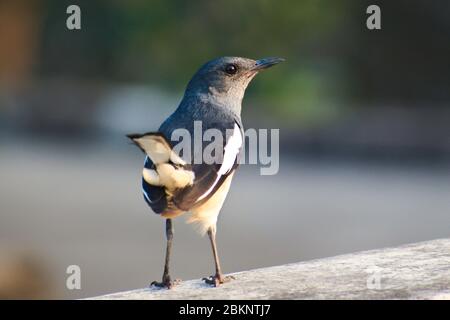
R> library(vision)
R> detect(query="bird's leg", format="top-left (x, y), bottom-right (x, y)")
top-left (202, 225), bottom-right (235, 287)
top-left (151, 219), bottom-right (181, 289)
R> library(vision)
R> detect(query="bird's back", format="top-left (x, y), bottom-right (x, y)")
top-left (142, 98), bottom-right (243, 216)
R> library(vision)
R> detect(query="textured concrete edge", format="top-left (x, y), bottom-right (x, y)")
top-left (86, 238), bottom-right (450, 300)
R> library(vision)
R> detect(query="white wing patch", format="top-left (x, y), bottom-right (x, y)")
top-left (196, 123), bottom-right (242, 202)
top-left (219, 123), bottom-right (242, 175)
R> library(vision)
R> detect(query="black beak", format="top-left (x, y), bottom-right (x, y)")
top-left (252, 57), bottom-right (285, 71)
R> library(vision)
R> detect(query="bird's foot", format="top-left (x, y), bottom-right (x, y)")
top-left (202, 274), bottom-right (235, 287)
top-left (150, 276), bottom-right (181, 289)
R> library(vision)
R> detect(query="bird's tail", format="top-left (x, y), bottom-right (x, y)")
top-left (127, 132), bottom-right (194, 190)
top-left (127, 132), bottom-right (184, 165)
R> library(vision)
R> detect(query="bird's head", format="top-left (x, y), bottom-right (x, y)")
top-left (184, 56), bottom-right (284, 113)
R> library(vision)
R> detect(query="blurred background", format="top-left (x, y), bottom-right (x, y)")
top-left (0, 0), bottom-right (449, 299)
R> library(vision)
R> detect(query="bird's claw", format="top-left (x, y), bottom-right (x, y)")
top-left (202, 274), bottom-right (235, 287)
top-left (150, 277), bottom-right (181, 289)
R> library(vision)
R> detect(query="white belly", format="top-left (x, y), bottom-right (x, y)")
top-left (187, 173), bottom-right (234, 235)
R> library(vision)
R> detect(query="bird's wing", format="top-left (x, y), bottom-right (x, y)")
top-left (127, 119), bottom-right (243, 214)
top-left (172, 122), bottom-right (243, 211)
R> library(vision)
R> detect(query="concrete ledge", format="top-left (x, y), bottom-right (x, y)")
top-left (89, 238), bottom-right (450, 300)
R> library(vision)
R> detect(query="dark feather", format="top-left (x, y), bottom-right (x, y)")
top-left (141, 156), bottom-right (168, 214)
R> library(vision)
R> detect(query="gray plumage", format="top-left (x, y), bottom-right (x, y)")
top-left (130, 56), bottom-right (284, 216)
top-left (127, 56), bottom-right (284, 288)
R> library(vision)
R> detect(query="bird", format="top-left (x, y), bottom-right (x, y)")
top-left (127, 56), bottom-right (284, 288)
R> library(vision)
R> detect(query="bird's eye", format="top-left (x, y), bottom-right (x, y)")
top-left (225, 64), bottom-right (238, 75)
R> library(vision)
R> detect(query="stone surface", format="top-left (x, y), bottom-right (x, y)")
top-left (89, 238), bottom-right (450, 300)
